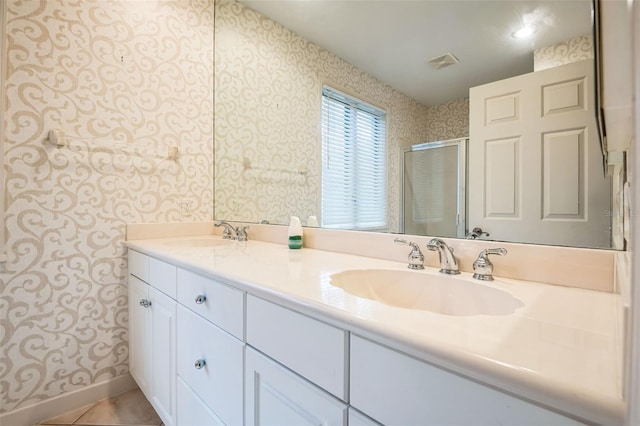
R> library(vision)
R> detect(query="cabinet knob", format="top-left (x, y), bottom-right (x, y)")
top-left (139, 299), bottom-right (151, 308)
top-left (194, 359), bottom-right (206, 369)
top-left (195, 295), bottom-right (206, 304)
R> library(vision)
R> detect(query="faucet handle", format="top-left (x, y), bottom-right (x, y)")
top-left (236, 226), bottom-right (250, 241)
top-left (482, 248), bottom-right (507, 257)
top-left (473, 248), bottom-right (507, 281)
top-left (394, 238), bottom-right (424, 270)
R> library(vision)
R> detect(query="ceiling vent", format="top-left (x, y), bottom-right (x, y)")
top-left (427, 52), bottom-right (459, 70)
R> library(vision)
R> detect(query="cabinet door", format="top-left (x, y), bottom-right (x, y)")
top-left (351, 335), bottom-right (584, 426)
top-left (245, 347), bottom-right (347, 426)
top-left (128, 275), bottom-right (150, 397)
top-left (149, 287), bottom-right (177, 426)
top-left (177, 377), bottom-right (225, 426)
top-left (348, 408), bottom-right (382, 426)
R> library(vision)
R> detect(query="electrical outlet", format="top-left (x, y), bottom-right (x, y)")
top-left (181, 199), bottom-right (193, 217)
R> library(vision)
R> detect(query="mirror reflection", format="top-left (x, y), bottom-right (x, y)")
top-left (214, 0), bottom-right (616, 249)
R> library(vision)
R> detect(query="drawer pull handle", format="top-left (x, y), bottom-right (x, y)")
top-left (194, 359), bottom-right (206, 369)
top-left (195, 295), bottom-right (207, 304)
top-left (139, 299), bottom-right (152, 308)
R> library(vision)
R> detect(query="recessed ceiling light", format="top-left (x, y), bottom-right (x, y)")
top-left (512, 25), bottom-right (536, 39)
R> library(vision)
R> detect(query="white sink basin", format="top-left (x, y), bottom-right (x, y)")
top-left (330, 269), bottom-right (523, 316)
top-left (162, 237), bottom-right (233, 248)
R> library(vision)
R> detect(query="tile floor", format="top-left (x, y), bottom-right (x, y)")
top-left (38, 388), bottom-right (162, 426)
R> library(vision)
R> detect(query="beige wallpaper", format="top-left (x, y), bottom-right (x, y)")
top-left (215, 0), bottom-right (444, 233)
top-left (534, 34), bottom-right (594, 71)
top-left (1, 0), bottom-right (214, 414)
top-left (424, 97), bottom-right (469, 143)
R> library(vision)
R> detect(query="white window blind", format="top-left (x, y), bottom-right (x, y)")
top-left (321, 86), bottom-right (387, 230)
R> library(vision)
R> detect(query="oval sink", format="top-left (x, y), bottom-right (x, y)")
top-left (330, 269), bottom-right (523, 316)
top-left (162, 237), bottom-right (232, 248)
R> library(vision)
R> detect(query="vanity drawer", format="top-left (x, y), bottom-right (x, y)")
top-left (246, 295), bottom-right (348, 400)
top-left (350, 335), bottom-right (584, 426)
top-left (177, 268), bottom-right (244, 340)
top-left (128, 250), bottom-right (149, 282)
top-left (177, 305), bottom-right (244, 426)
top-left (149, 257), bottom-right (177, 299)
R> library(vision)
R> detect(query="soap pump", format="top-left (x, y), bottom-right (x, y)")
top-left (288, 216), bottom-right (303, 249)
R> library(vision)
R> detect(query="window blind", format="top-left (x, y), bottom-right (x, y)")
top-left (321, 86), bottom-right (387, 230)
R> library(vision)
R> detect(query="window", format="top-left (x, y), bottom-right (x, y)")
top-left (321, 86), bottom-right (387, 230)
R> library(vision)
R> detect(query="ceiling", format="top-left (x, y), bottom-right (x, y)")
top-left (238, 0), bottom-right (593, 106)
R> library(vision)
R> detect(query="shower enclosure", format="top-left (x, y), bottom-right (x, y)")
top-left (402, 138), bottom-right (467, 238)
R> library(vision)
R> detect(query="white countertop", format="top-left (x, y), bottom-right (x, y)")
top-left (126, 235), bottom-right (625, 424)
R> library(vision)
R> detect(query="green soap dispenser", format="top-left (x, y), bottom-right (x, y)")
top-left (288, 216), bottom-right (303, 249)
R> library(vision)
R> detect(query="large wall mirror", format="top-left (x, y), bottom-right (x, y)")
top-left (214, 0), bottom-right (618, 249)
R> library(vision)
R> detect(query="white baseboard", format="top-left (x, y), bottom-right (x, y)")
top-left (0, 373), bottom-right (137, 426)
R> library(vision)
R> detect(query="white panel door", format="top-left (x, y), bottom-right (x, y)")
top-left (245, 347), bottom-right (348, 426)
top-left (149, 287), bottom-right (177, 426)
top-left (128, 275), bottom-right (150, 398)
top-left (469, 60), bottom-right (611, 247)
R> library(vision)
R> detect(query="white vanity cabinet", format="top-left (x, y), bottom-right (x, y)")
top-left (129, 249), bottom-right (246, 426)
top-left (350, 335), bottom-right (584, 426)
top-left (176, 377), bottom-right (225, 426)
top-left (245, 295), bottom-right (349, 425)
top-left (176, 267), bottom-right (246, 425)
top-left (127, 274), bottom-right (150, 394)
top-left (245, 346), bottom-right (348, 425)
top-left (126, 244), bottom-right (601, 426)
top-left (246, 295), bottom-right (348, 400)
top-left (177, 305), bottom-right (244, 425)
top-left (348, 408), bottom-right (382, 426)
top-left (127, 251), bottom-right (177, 426)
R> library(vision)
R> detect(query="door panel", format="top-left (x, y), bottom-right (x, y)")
top-left (469, 60), bottom-right (611, 247)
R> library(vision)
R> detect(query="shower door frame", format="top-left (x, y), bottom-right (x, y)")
top-left (401, 138), bottom-right (468, 238)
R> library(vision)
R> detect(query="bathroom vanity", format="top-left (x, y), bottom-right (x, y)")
top-left (126, 233), bottom-right (624, 426)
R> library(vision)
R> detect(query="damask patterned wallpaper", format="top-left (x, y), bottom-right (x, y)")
top-left (534, 34), bottom-right (593, 71)
top-left (424, 97), bottom-right (469, 143)
top-left (1, 0), bottom-right (213, 414)
top-left (215, 0), bottom-right (440, 233)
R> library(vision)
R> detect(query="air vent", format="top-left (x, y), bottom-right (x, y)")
top-left (427, 52), bottom-right (459, 70)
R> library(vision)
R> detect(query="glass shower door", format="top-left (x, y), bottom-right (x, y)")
top-left (402, 138), bottom-right (466, 238)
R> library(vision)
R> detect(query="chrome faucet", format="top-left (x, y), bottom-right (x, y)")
top-left (426, 238), bottom-right (460, 275)
top-left (215, 221), bottom-right (250, 241)
top-left (472, 248), bottom-right (507, 281)
top-left (215, 220), bottom-right (237, 240)
top-left (394, 238), bottom-right (424, 270)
